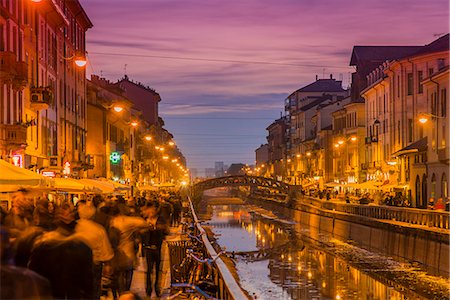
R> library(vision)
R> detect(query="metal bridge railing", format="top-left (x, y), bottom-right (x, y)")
top-left (302, 196), bottom-right (450, 230)
top-left (187, 198), bottom-right (248, 300)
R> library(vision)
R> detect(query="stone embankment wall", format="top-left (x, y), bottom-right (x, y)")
top-left (249, 197), bottom-right (449, 277)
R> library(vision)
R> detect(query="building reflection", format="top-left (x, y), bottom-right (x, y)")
top-left (208, 205), bottom-right (416, 300)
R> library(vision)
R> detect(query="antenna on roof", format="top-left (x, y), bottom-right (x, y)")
top-left (100, 70), bottom-right (103, 77)
top-left (124, 64), bottom-right (128, 76)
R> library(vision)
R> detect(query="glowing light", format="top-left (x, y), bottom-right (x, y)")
top-left (337, 140), bottom-right (344, 145)
top-left (131, 121), bottom-right (139, 127)
top-left (350, 136), bottom-right (357, 142)
top-left (162, 155), bottom-right (169, 160)
top-left (144, 135), bottom-right (152, 141)
top-left (113, 106), bottom-right (123, 113)
top-left (306, 152), bottom-right (311, 157)
top-left (296, 154), bottom-right (300, 158)
top-left (168, 141), bottom-right (175, 146)
top-left (334, 144), bottom-right (340, 148)
top-left (307, 271), bottom-right (312, 279)
top-left (419, 116), bottom-right (428, 124)
top-left (74, 57), bottom-right (87, 67)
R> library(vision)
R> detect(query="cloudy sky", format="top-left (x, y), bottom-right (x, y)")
top-left (79, 0), bottom-right (449, 173)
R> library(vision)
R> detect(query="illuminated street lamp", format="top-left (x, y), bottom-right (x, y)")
top-left (113, 105), bottom-right (124, 113)
top-left (168, 141), bottom-right (175, 146)
top-left (144, 135), bottom-right (152, 141)
top-left (130, 121), bottom-right (139, 127)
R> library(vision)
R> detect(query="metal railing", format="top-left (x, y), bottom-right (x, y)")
top-left (301, 196), bottom-right (450, 230)
top-left (185, 198), bottom-right (248, 300)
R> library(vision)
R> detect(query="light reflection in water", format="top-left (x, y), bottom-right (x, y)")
top-left (206, 205), bottom-right (411, 300)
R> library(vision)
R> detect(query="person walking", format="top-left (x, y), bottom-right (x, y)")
top-left (76, 203), bottom-right (114, 299)
top-left (140, 201), bottom-right (169, 297)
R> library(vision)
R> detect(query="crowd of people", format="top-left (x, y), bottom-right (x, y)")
top-left (0, 188), bottom-right (185, 299)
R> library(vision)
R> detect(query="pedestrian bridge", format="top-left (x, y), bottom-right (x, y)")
top-left (192, 175), bottom-right (295, 202)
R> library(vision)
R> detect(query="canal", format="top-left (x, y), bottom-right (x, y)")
top-left (198, 203), bottom-right (435, 300)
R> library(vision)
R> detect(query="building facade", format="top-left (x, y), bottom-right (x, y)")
top-left (0, 0), bottom-right (92, 178)
top-left (362, 34), bottom-right (449, 207)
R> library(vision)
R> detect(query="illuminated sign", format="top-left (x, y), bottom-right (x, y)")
top-left (63, 161), bottom-right (71, 175)
top-left (42, 171), bottom-right (56, 177)
top-left (110, 152), bottom-right (121, 164)
top-left (12, 154), bottom-right (23, 168)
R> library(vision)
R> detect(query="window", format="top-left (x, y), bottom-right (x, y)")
top-left (428, 68), bottom-right (434, 76)
top-left (407, 73), bottom-right (413, 95)
top-left (431, 173), bottom-right (436, 198)
top-left (443, 173), bottom-right (448, 198)
top-left (408, 119), bottom-right (413, 142)
top-left (441, 88), bottom-right (447, 117)
top-left (418, 71), bottom-right (423, 94)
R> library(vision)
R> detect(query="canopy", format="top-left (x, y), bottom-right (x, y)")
top-left (79, 179), bottom-right (115, 194)
top-left (0, 159), bottom-right (52, 191)
top-left (53, 178), bottom-right (99, 193)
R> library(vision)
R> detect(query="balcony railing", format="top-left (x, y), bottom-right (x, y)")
top-left (12, 61), bottom-right (28, 90)
top-left (0, 124), bottom-right (27, 148)
top-left (30, 87), bottom-right (53, 110)
top-left (0, 51), bottom-right (17, 82)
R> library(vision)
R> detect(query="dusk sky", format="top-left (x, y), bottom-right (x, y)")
top-left (79, 0), bottom-right (449, 173)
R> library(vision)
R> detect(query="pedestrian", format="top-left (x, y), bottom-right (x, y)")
top-left (28, 203), bottom-right (95, 299)
top-left (76, 203), bottom-right (114, 299)
top-left (108, 204), bottom-right (149, 294)
top-left (141, 201), bottom-right (169, 297)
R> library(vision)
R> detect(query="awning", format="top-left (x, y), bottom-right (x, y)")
top-left (94, 178), bottom-right (131, 192)
top-left (324, 182), bottom-right (341, 188)
top-left (0, 159), bottom-right (52, 190)
top-left (79, 179), bottom-right (115, 194)
top-left (392, 137), bottom-right (427, 157)
top-left (53, 178), bottom-right (99, 193)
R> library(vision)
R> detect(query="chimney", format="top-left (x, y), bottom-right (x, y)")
top-left (315, 75), bottom-right (318, 81)
top-left (330, 74), bottom-right (333, 79)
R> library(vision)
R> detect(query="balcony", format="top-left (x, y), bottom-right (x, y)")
top-left (0, 124), bottom-right (27, 150)
top-left (0, 51), bottom-right (17, 82)
top-left (30, 87), bottom-right (53, 110)
top-left (12, 61), bottom-right (28, 90)
top-left (438, 147), bottom-right (449, 163)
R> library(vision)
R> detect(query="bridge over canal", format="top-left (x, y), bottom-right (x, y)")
top-left (192, 175), bottom-right (298, 202)
top-left (192, 175), bottom-right (449, 276)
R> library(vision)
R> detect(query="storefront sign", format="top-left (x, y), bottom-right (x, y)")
top-left (42, 171), bottom-right (56, 177)
top-left (12, 154), bottom-right (23, 168)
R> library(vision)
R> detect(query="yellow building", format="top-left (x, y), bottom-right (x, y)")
top-left (362, 34), bottom-right (449, 207)
top-left (0, 0), bottom-right (92, 177)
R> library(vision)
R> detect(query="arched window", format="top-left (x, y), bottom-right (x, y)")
top-left (415, 175), bottom-right (421, 208)
top-left (431, 173), bottom-right (436, 198)
top-left (442, 173), bottom-right (448, 198)
top-left (421, 174), bottom-right (428, 208)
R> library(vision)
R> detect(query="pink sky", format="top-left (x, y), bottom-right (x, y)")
top-left (80, 0), bottom-right (449, 171)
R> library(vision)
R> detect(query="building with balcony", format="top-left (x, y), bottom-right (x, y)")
top-left (0, 0), bottom-right (92, 176)
top-left (361, 34), bottom-right (449, 207)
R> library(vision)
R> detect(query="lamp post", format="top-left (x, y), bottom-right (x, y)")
top-left (418, 112), bottom-right (445, 153)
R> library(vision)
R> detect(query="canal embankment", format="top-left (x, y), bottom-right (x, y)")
top-left (198, 197), bottom-right (450, 299)
top-left (246, 195), bottom-right (449, 278)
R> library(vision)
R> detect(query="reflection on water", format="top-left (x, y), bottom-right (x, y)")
top-left (205, 205), bottom-right (412, 300)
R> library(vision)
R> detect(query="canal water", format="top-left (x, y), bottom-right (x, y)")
top-left (202, 204), bottom-right (418, 300)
